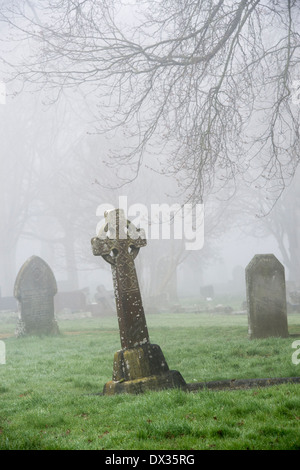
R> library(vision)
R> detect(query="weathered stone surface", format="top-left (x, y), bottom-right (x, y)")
top-left (245, 254), bottom-right (289, 339)
top-left (91, 208), bottom-right (186, 394)
top-left (112, 343), bottom-right (170, 381)
top-left (103, 370), bottom-right (186, 395)
top-left (14, 256), bottom-right (59, 337)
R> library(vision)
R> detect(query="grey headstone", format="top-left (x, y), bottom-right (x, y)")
top-left (245, 254), bottom-right (289, 339)
top-left (14, 256), bottom-right (59, 337)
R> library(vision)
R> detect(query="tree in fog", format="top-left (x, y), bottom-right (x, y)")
top-left (0, 93), bottom-right (47, 295)
top-left (247, 168), bottom-right (300, 285)
top-left (1, 0), bottom-right (299, 204)
top-left (19, 97), bottom-right (120, 291)
top-left (0, 83), bottom-right (109, 294)
top-left (266, 177), bottom-right (300, 285)
top-left (221, 165), bottom-right (300, 286)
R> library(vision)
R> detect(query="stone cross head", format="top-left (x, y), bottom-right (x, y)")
top-left (91, 209), bottom-right (146, 265)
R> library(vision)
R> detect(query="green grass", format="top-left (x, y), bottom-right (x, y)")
top-left (0, 310), bottom-right (300, 450)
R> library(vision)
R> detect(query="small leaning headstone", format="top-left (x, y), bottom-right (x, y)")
top-left (91, 208), bottom-right (186, 394)
top-left (245, 254), bottom-right (289, 339)
top-left (14, 256), bottom-right (59, 337)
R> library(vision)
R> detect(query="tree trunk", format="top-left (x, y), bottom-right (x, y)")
top-left (63, 231), bottom-right (79, 291)
top-left (0, 247), bottom-right (16, 297)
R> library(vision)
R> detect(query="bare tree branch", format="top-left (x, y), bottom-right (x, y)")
top-left (1, 0), bottom-right (299, 205)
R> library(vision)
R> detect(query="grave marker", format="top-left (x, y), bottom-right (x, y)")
top-left (94, 284), bottom-right (115, 315)
top-left (245, 254), bottom-right (289, 339)
top-left (91, 209), bottom-right (186, 394)
top-left (14, 256), bottom-right (59, 337)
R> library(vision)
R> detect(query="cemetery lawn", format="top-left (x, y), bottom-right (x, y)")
top-left (0, 311), bottom-right (300, 450)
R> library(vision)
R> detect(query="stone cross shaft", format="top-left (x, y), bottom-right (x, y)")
top-left (91, 209), bottom-right (149, 349)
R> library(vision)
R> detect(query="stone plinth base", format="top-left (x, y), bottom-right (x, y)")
top-left (103, 370), bottom-right (186, 395)
top-left (103, 343), bottom-right (186, 395)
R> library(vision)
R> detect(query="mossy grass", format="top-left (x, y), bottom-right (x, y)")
top-left (0, 310), bottom-right (300, 449)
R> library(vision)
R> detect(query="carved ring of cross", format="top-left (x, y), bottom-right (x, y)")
top-left (93, 215), bottom-right (145, 266)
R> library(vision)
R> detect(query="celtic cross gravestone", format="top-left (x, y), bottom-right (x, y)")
top-left (91, 208), bottom-right (186, 394)
top-left (14, 256), bottom-right (59, 337)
